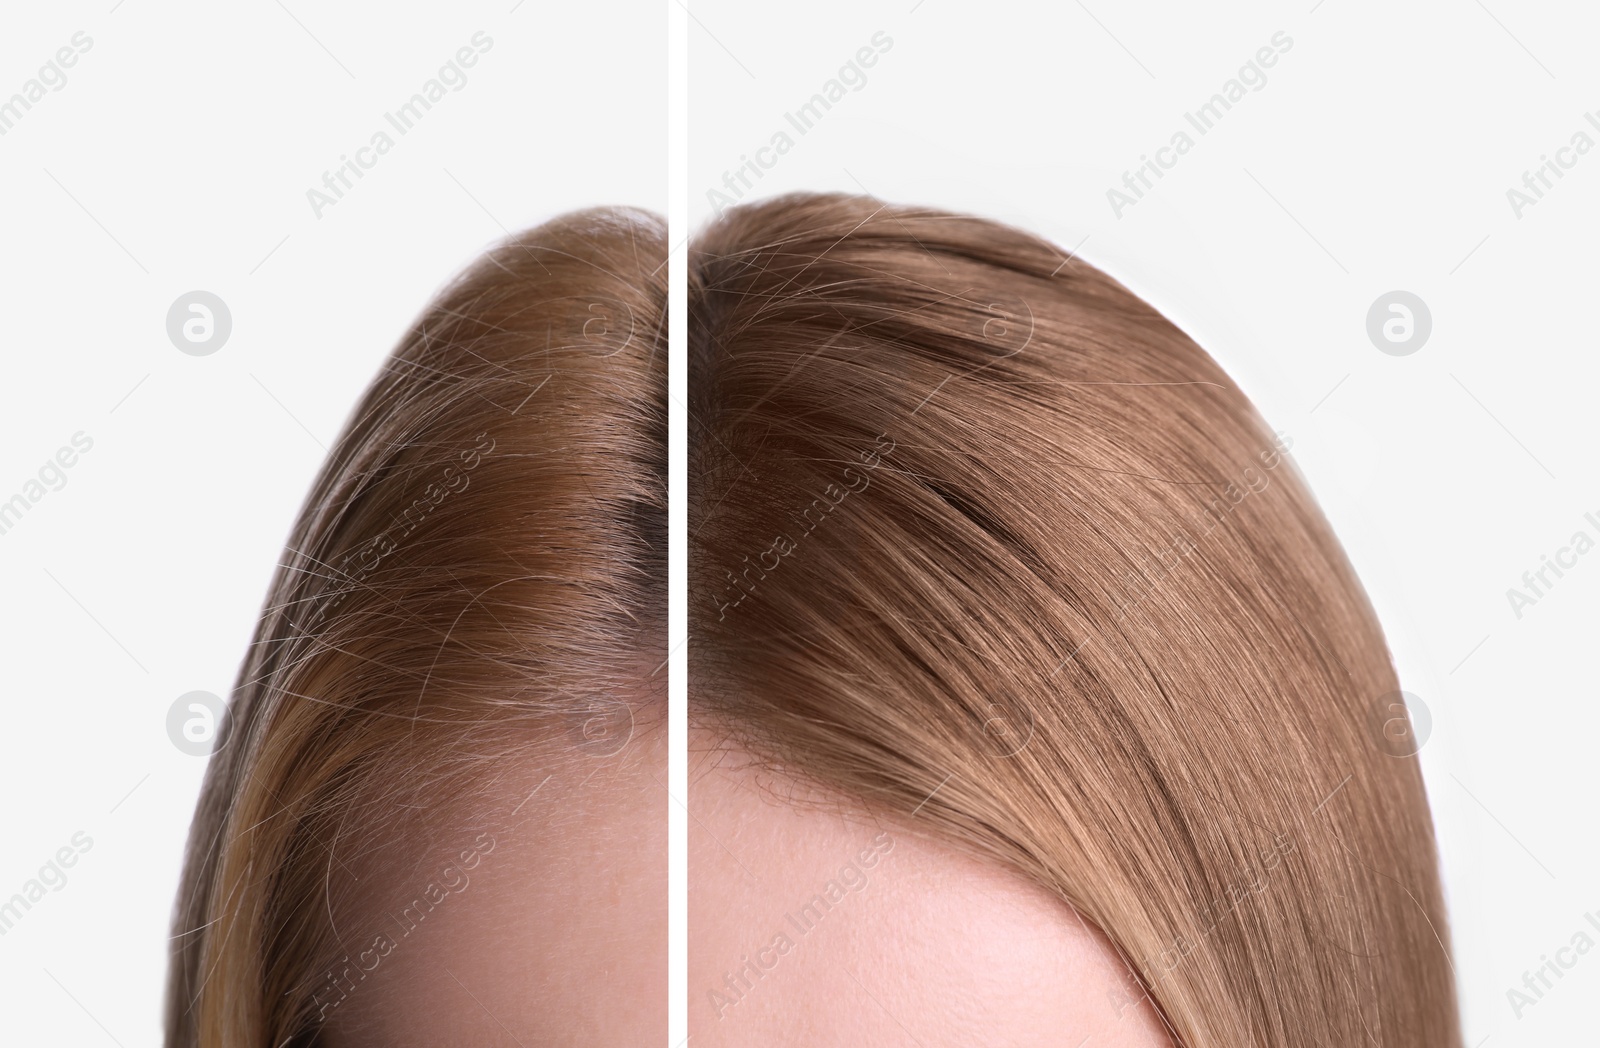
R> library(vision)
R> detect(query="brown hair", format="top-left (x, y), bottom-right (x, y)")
top-left (689, 194), bottom-right (1460, 1045)
top-left (166, 207), bottom-right (666, 1047)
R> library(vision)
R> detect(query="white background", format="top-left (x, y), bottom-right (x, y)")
top-left (0, 0), bottom-right (662, 1042)
top-left (3, 0), bottom-right (1595, 1044)
top-left (688, 1), bottom-right (1595, 1045)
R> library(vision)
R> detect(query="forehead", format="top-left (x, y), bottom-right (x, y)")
top-left (319, 717), bottom-right (667, 1048)
top-left (689, 733), bottom-right (1174, 1048)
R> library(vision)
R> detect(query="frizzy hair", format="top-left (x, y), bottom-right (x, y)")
top-left (166, 208), bottom-right (666, 1048)
top-left (689, 193), bottom-right (1460, 1045)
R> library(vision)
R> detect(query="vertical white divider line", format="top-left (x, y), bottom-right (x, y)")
top-left (667, 0), bottom-right (689, 1043)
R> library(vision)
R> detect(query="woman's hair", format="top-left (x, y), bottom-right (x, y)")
top-left (167, 208), bottom-right (667, 1048)
top-left (689, 194), bottom-right (1460, 1045)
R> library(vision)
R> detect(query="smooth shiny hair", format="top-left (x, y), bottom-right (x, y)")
top-left (167, 208), bottom-right (666, 1047)
top-left (689, 193), bottom-right (1460, 1046)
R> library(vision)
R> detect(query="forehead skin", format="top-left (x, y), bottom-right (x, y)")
top-left (690, 730), bottom-right (1175, 1048)
top-left (319, 711), bottom-right (666, 1048)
